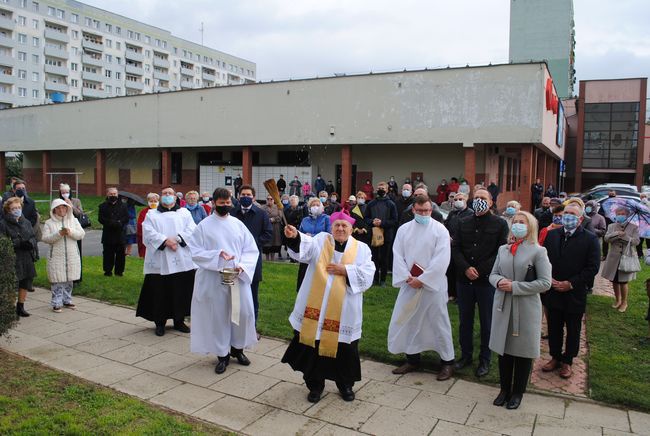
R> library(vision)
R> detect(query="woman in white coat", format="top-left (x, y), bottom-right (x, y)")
top-left (489, 211), bottom-right (551, 410)
top-left (41, 199), bottom-right (85, 312)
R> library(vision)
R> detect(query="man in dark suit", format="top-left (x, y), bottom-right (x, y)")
top-left (98, 187), bottom-right (129, 276)
top-left (3, 179), bottom-right (38, 227)
top-left (277, 174), bottom-right (286, 195)
top-left (452, 188), bottom-right (509, 377)
top-left (231, 185), bottom-right (273, 328)
top-left (542, 202), bottom-right (600, 379)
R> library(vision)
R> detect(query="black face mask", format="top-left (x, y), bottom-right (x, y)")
top-left (107, 196), bottom-right (118, 203)
top-left (377, 189), bottom-right (386, 197)
top-left (15, 189), bottom-right (25, 198)
top-left (214, 205), bottom-right (231, 216)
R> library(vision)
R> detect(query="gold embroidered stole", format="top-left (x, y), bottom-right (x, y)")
top-left (299, 236), bottom-right (358, 358)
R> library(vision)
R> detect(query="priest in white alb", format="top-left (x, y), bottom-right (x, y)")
top-left (282, 211), bottom-right (375, 403)
top-left (388, 194), bottom-right (455, 380)
top-left (187, 187), bottom-right (259, 374)
top-left (136, 187), bottom-right (197, 337)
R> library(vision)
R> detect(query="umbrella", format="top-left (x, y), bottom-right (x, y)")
top-left (118, 191), bottom-right (146, 206)
top-left (601, 197), bottom-right (650, 238)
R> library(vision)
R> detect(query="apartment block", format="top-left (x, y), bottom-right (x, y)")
top-left (0, 0), bottom-right (256, 108)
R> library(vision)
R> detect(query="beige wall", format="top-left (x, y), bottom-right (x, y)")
top-left (584, 79), bottom-right (644, 103)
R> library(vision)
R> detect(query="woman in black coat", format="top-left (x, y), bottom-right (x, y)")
top-left (2, 197), bottom-right (38, 317)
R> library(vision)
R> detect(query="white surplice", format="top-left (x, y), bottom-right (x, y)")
top-left (388, 219), bottom-right (455, 361)
top-left (288, 232), bottom-right (375, 343)
top-left (187, 214), bottom-right (259, 356)
top-left (142, 207), bottom-right (197, 275)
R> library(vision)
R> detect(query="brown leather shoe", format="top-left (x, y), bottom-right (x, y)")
top-left (559, 363), bottom-right (572, 379)
top-left (436, 364), bottom-right (454, 381)
top-left (392, 362), bottom-right (419, 374)
top-left (542, 358), bottom-right (560, 372)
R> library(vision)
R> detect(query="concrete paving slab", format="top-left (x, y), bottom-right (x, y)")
top-left (355, 380), bottom-right (420, 409)
top-left (76, 361), bottom-right (145, 387)
top-left (465, 403), bottom-right (536, 436)
top-left (46, 351), bottom-right (112, 374)
top-left (209, 370), bottom-right (280, 400)
top-left (20, 342), bottom-right (77, 364)
top-left (0, 330), bottom-right (50, 353)
top-left (394, 371), bottom-right (455, 394)
top-left (263, 343), bottom-right (288, 359)
top-left (14, 317), bottom-right (76, 338)
top-left (243, 408), bottom-right (325, 436)
top-left (259, 362), bottom-right (306, 385)
top-left (304, 394), bottom-right (380, 430)
top-left (134, 351), bottom-right (198, 376)
top-left (193, 396), bottom-right (273, 432)
top-left (430, 420), bottom-right (501, 436)
top-left (360, 359), bottom-right (403, 383)
top-left (234, 351), bottom-right (277, 374)
top-left (533, 414), bottom-right (603, 436)
top-left (121, 329), bottom-right (179, 346)
top-left (101, 342), bottom-right (165, 365)
top-left (516, 392), bottom-right (566, 419)
top-left (74, 336), bottom-right (132, 355)
top-left (406, 390), bottom-right (476, 424)
top-left (66, 316), bottom-right (120, 332)
top-left (312, 424), bottom-right (365, 436)
top-left (628, 410), bottom-right (650, 436)
top-left (255, 381), bottom-right (322, 414)
top-left (46, 327), bottom-right (105, 347)
top-left (93, 322), bottom-right (146, 339)
top-left (564, 401), bottom-right (631, 432)
top-left (169, 359), bottom-right (237, 387)
top-left (150, 383), bottom-right (225, 415)
top-left (359, 405), bottom-right (438, 436)
top-left (152, 334), bottom-right (191, 355)
top-left (248, 336), bottom-right (288, 355)
top-left (446, 378), bottom-right (501, 403)
top-left (111, 371), bottom-right (182, 400)
top-left (90, 306), bottom-right (140, 324)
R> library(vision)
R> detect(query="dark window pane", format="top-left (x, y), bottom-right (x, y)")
top-left (584, 103), bottom-right (611, 113)
top-left (585, 112), bottom-right (610, 122)
top-left (171, 152), bottom-right (182, 184)
top-left (197, 152), bottom-right (224, 165)
top-left (611, 102), bottom-right (639, 112)
top-left (611, 111), bottom-right (638, 122)
top-left (584, 121), bottom-right (610, 131)
top-left (611, 121), bottom-right (637, 131)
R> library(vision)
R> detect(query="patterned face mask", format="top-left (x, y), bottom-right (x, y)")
top-left (473, 198), bottom-right (489, 216)
top-left (562, 214), bottom-right (579, 230)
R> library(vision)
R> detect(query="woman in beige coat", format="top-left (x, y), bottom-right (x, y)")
top-left (489, 211), bottom-right (552, 410)
top-left (41, 199), bottom-right (85, 312)
top-left (602, 207), bottom-right (640, 313)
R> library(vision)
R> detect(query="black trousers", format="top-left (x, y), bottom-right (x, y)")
top-left (251, 279), bottom-right (260, 323)
top-left (498, 354), bottom-right (532, 395)
top-left (637, 238), bottom-right (648, 257)
top-left (456, 281), bottom-right (495, 363)
top-left (547, 308), bottom-right (583, 365)
top-left (103, 243), bottom-right (125, 275)
top-left (371, 243), bottom-right (391, 283)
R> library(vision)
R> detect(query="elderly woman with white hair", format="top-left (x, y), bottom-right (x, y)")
top-left (58, 183), bottom-right (85, 282)
top-left (137, 193), bottom-right (160, 258)
top-left (501, 200), bottom-right (521, 228)
top-left (602, 206), bottom-right (640, 313)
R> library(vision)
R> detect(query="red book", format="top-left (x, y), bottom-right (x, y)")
top-left (410, 263), bottom-right (424, 277)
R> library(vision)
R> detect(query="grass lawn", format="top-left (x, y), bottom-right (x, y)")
top-left (0, 350), bottom-right (226, 435)
top-left (31, 256), bottom-right (650, 412)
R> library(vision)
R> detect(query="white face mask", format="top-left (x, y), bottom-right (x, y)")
top-left (202, 196), bottom-right (210, 202)
top-left (310, 205), bottom-right (323, 216)
top-left (61, 192), bottom-right (70, 199)
top-left (453, 200), bottom-right (465, 209)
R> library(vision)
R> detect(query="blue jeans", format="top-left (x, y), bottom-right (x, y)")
top-left (456, 281), bottom-right (495, 363)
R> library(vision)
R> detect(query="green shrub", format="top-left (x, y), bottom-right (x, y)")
top-left (0, 236), bottom-right (17, 337)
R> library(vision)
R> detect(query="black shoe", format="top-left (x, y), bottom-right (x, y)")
top-left (155, 323), bottom-right (165, 336)
top-left (307, 389), bottom-right (323, 403)
top-left (454, 356), bottom-right (472, 370)
top-left (493, 390), bottom-right (510, 407)
top-left (230, 349), bottom-right (251, 366)
top-left (475, 360), bottom-right (490, 378)
top-left (173, 322), bottom-right (190, 333)
top-left (27, 288), bottom-right (35, 293)
top-left (506, 393), bottom-right (522, 409)
top-left (104, 272), bottom-right (112, 276)
top-left (339, 385), bottom-right (355, 402)
top-left (215, 357), bottom-right (230, 374)
top-left (16, 303), bottom-right (30, 318)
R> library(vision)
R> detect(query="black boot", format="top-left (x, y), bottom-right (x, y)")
top-left (154, 322), bottom-right (166, 336)
top-left (16, 302), bottom-right (30, 317)
top-left (215, 356), bottom-right (230, 374)
top-left (173, 319), bottom-right (190, 333)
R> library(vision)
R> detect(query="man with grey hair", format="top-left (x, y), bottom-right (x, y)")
top-left (541, 202), bottom-right (600, 379)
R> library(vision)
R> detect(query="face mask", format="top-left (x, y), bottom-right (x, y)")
top-left (552, 215), bottom-right (563, 225)
top-left (585, 206), bottom-right (593, 214)
top-left (377, 189), bottom-right (386, 197)
top-left (11, 209), bottom-right (22, 218)
top-left (281, 200), bottom-right (289, 206)
top-left (148, 202), bottom-right (158, 209)
top-left (505, 207), bottom-right (516, 216)
top-left (542, 205), bottom-right (549, 211)
top-left (15, 189), bottom-right (25, 198)
top-left (511, 223), bottom-right (528, 239)
top-left (212, 205), bottom-right (229, 216)
top-left (239, 196), bottom-right (253, 207)
top-left (61, 193), bottom-right (70, 199)
top-left (202, 196), bottom-right (210, 202)
top-left (107, 195), bottom-right (118, 203)
top-left (358, 199), bottom-right (365, 205)
top-left (454, 200), bottom-right (465, 209)
top-left (310, 205), bottom-right (323, 216)
top-left (473, 198), bottom-right (489, 215)
top-left (562, 214), bottom-right (579, 230)
top-left (413, 214), bottom-right (431, 225)
top-left (402, 190), bottom-right (411, 198)
top-left (331, 197), bottom-right (337, 202)
top-left (161, 195), bottom-right (175, 206)
top-left (615, 215), bottom-right (627, 224)
top-left (319, 197), bottom-right (327, 203)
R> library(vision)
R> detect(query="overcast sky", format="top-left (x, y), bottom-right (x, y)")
top-left (82, 0), bottom-right (649, 89)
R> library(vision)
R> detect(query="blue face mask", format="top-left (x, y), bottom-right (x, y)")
top-left (239, 196), bottom-right (253, 207)
top-left (11, 209), bottom-right (22, 218)
top-left (562, 214), bottom-right (579, 230)
top-left (413, 214), bottom-right (431, 225)
top-left (552, 215), bottom-right (563, 225)
top-left (402, 190), bottom-right (412, 198)
top-left (319, 197), bottom-right (327, 203)
top-left (505, 207), bottom-right (516, 216)
top-left (615, 215), bottom-right (627, 224)
top-left (281, 200), bottom-right (289, 206)
top-left (511, 223), bottom-right (528, 239)
top-left (161, 195), bottom-right (175, 206)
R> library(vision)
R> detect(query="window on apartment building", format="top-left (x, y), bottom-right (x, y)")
top-left (18, 16), bottom-right (26, 25)
top-left (115, 41), bottom-right (121, 50)
top-left (195, 78), bottom-right (199, 85)
top-left (31, 18), bottom-right (38, 28)
top-left (84, 17), bottom-right (91, 26)
top-left (32, 36), bottom-right (39, 47)
top-left (144, 64), bottom-right (150, 72)
top-left (56, 9), bottom-right (64, 19)
top-left (71, 30), bottom-right (78, 39)
top-left (71, 95), bottom-right (78, 101)
top-left (583, 102), bottom-right (640, 169)
top-left (162, 41), bottom-right (167, 49)
top-left (145, 49), bottom-right (150, 58)
top-left (71, 13), bottom-right (78, 23)
top-left (18, 87), bottom-right (26, 97)
top-left (105, 39), bottom-right (112, 48)
top-left (31, 54), bottom-right (38, 64)
top-left (115, 56), bottom-right (121, 65)
top-left (115, 26), bottom-right (121, 35)
top-left (115, 71), bottom-right (121, 79)
top-left (144, 78), bottom-right (149, 85)
top-left (127, 30), bottom-right (133, 39)
top-left (18, 69), bottom-right (26, 79)
top-left (71, 62), bottom-right (77, 71)
top-left (18, 33), bottom-right (26, 44)
top-left (144, 35), bottom-right (150, 44)
top-left (71, 47), bottom-right (77, 55)
top-left (47, 6), bottom-right (54, 15)
top-left (105, 23), bottom-right (111, 32)
top-left (115, 86), bottom-right (121, 95)
top-left (18, 52), bottom-right (26, 61)
top-left (154, 38), bottom-right (160, 47)
top-left (20, 0), bottom-right (26, 7)
top-left (32, 89), bottom-right (38, 98)
top-left (105, 84), bottom-right (111, 93)
top-left (31, 71), bottom-right (38, 81)
top-left (105, 54), bottom-right (111, 63)
top-left (70, 78), bottom-right (78, 87)
top-left (32, 2), bottom-right (38, 11)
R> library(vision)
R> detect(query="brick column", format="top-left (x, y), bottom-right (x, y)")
top-left (520, 144), bottom-right (534, 212)
top-left (95, 149), bottom-right (106, 196)
top-left (341, 145), bottom-right (352, 200)
top-left (242, 146), bottom-right (253, 185)
top-left (0, 152), bottom-right (5, 191)
top-left (161, 148), bottom-right (172, 187)
top-left (635, 78), bottom-right (647, 188)
top-left (41, 150), bottom-right (51, 194)
top-left (463, 144), bottom-right (476, 188)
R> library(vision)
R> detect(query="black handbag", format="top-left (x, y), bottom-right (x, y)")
top-left (78, 213), bottom-right (91, 229)
top-left (524, 264), bottom-right (537, 282)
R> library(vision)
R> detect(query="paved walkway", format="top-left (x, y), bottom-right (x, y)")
top-left (2, 288), bottom-right (649, 436)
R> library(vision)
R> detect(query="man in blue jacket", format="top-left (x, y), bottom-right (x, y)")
top-left (542, 201), bottom-right (600, 379)
top-left (231, 185), bottom-right (273, 330)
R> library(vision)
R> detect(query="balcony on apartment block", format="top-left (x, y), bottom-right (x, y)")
top-left (125, 80), bottom-right (144, 91)
top-left (81, 70), bottom-right (103, 82)
top-left (0, 71), bottom-right (15, 84)
top-left (44, 80), bottom-right (69, 93)
top-left (153, 57), bottom-right (169, 68)
top-left (125, 50), bottom-right (144, 62)
top-left (0, 33), bottom-right (14, 48)
top-left (180, 79), bottom-right (193, 89)
top-left (0, 15), bottom-right (15, 30)
top-left (153, 70), bottom-right (169, 81)
top-left (81, 39), bottom-right (103, 52)
top-left (81, 54), bottom-right (103, 68)
top-left (180, 67), bottom-right (194, 76)
top-left (202, 71), bottom-right (216, 82)
top-left (81, 86), bottom-right (105, 99)
top-left (44, 63), bottom-right (69, 75)
top-left (125, 64), bottom-right (144, 76)
top-left (0, 53), bottom-right (13, 66)
top-left (153, 85), bottom-right (169, 92)
top-left (44, 28), bottom-right (69, 43)
top-left (44, 45), bottom-right (69, 60)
